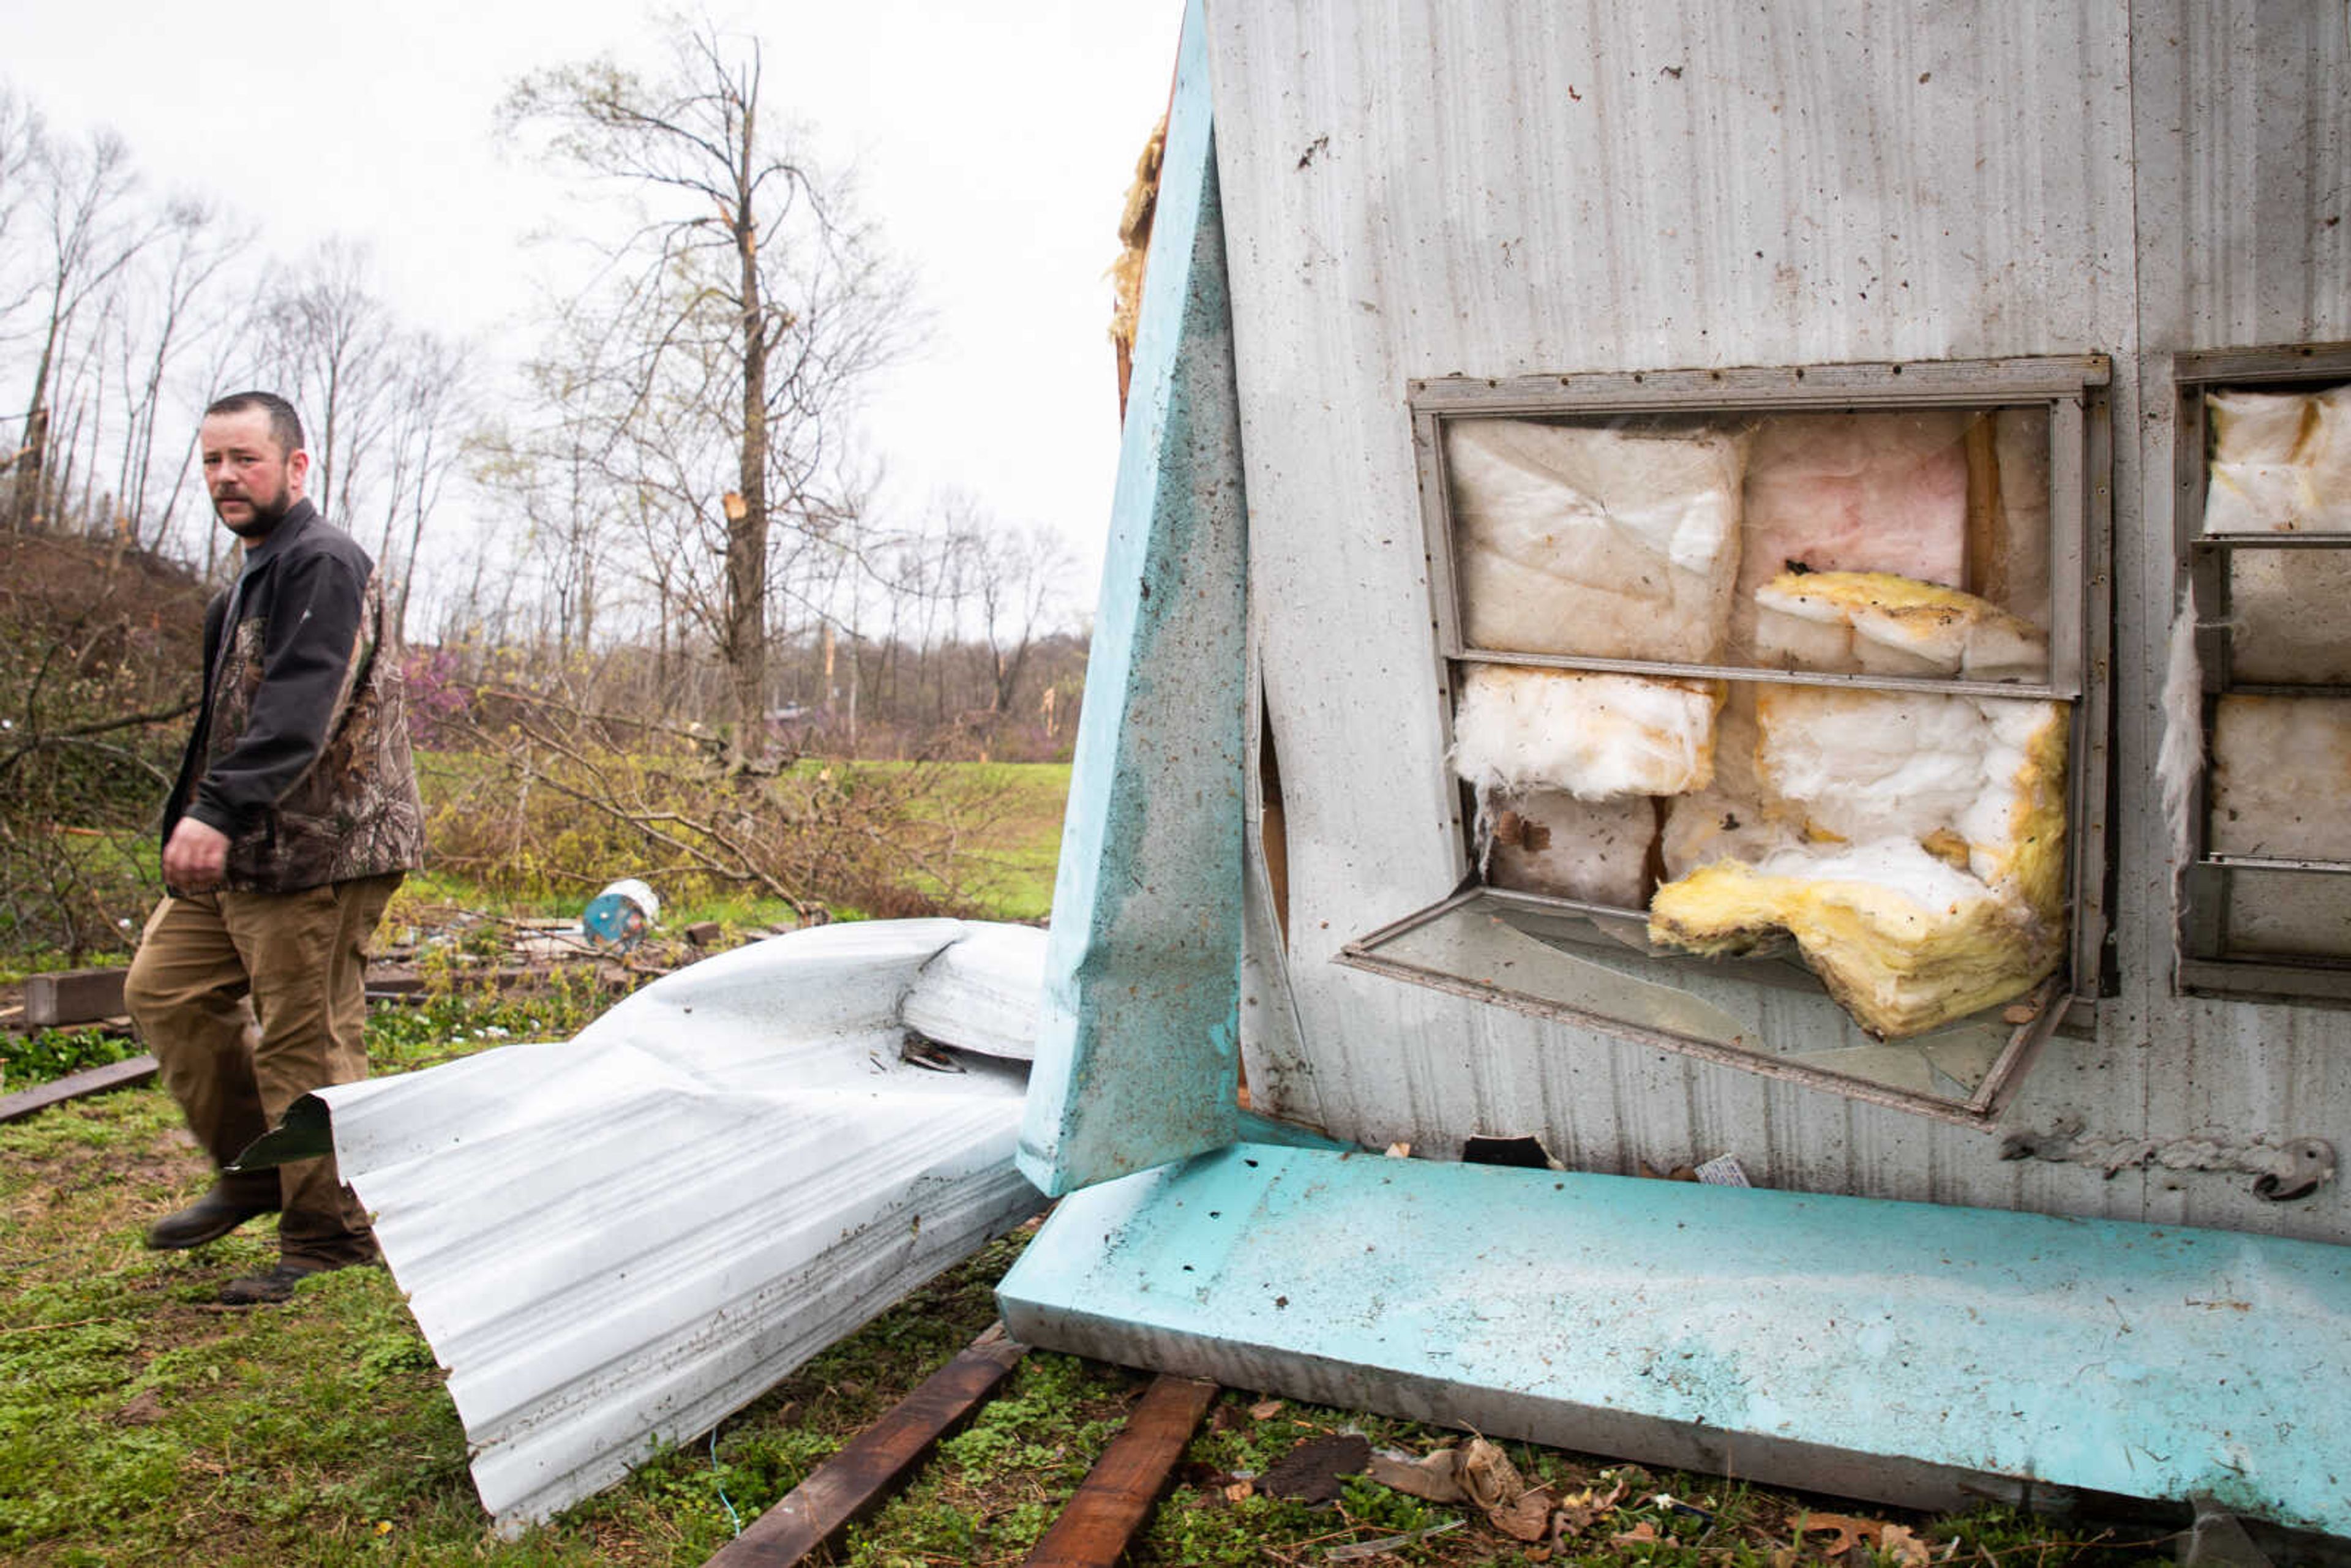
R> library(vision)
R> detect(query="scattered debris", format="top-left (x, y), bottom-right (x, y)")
top-left (1550, 1476), bottom-right (1630, 1537)
top-left (1362, 1436), bottom-right (1572, 1541)
top-left (1694, 1153), bottom-right (1752, 1187)
top-left (582, 878), bottom-right (660, 951)
top-left (1794, 1509), bottom-right (1932, 1565)
top-left (1384, 1141), bottom-right (1411, 1158)
top-left (1324, 1518), bottom-right (1463, 1559)
top-left (684, 921), bottom-right (725, 948)
top-left (1247, 1397), bottom-right (1285, 1420)
top-left (900, 1035), bottom-right (967, 1073)
top-left (1259, 1433), bottom-right (1371, 1502)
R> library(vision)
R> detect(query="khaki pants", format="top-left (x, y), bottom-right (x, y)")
top-left (125, 873), bottom-right (402, 1267)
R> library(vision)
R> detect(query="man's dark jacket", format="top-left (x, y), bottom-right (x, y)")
top-left (163, 500), bottom-right (425, 893)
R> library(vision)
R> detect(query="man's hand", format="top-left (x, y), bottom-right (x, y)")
top-left (163, 818), bottom-right (231, 894)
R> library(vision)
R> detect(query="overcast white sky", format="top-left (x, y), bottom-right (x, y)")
top-left (0, 0), bottom-right (1183, 599)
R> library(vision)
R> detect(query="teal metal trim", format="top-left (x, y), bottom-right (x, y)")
top-left (1000, 1143), bottom-right (2351, 1536)
top-left (1016, 0), bottom-right (1248, 1198)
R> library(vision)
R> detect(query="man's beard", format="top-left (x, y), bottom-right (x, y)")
top-left (216, 485), bottom-right (293, 539)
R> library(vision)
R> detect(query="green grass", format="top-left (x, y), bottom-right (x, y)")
top-left (0, 774), bottom-right (2187, 1566)
top-left (1, 983), bottom-right (2189, 1567)
top-left (918, 760), bottom-right (1070, 922)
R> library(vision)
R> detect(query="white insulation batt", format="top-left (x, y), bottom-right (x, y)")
top-left (1659, 688), bottom-right (1799, 879)
top-left (2202, 384), bottom-right (2351, 534)
top-left (1453, 666), bottom-right (1722, 799)
top-left (312, 919), bottom-right (1051, 1529)
top-left (1445, 419), bottom-right (1749, 662)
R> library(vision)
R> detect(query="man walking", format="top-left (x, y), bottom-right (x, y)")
top-left (125, 391), bottom-right (424, 1306)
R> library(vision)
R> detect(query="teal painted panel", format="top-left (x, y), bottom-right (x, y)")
top-left (1017, 0), bottom-right (1248, 1198)
top-left (1000, 1144), bottom-right (2351, 1536)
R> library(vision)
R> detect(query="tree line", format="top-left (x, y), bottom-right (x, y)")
top-left (0, 21), bottom-right (1089, 769)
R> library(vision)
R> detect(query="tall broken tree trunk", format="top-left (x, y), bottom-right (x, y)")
top-left (724, 97), bottom-right (771, 770)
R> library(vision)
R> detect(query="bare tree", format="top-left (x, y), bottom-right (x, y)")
top-left (109, 198), bottom-right (253, 549)
top-left (6, 123), bottom-right (162, 531)
top-left (505, 18), bottom-right (917, 764)
top-left (257, 239), bottom-right (396, 525)
top-left (969, 519), bottom-right (1078, 718)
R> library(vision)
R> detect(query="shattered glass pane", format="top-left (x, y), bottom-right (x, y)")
top-left (1352, 891), bottom-right (2031, 1106)
top-left (1404, 387), bottom-right (2083, 1103)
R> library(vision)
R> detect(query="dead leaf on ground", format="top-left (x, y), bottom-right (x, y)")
top-left (1259, 1433), bottom-right (1371, 1502)
top-left (1551, 1476), bottom-right (1630, 1537)
top-left (1611, 1520), bottom-right (1663, 1545)
top-left (1878, 1523), bottom-right (1932, 1567)
top-left (1457, 1436), bottom-right (1528, 1511)
top-left (1490, 1484), bottom-right (1554, 1542)
top-left (1797, 1510), bottom-right (1918, 1558)
top-left (1366, 1447), bottom-right (1469, 1504)
top-left (113, 1389), bottom-right (165, 1426)
top-left (1248, 1397), bottom-right (1285, 1420)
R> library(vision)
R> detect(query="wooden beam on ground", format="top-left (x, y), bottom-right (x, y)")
top-left (700, 1323), bottom-right (1029, 1567)
top-left (0, 1054), bottom-right (159, 1124)
top-left (23, 967), bottom-right (127, 1027)
top-left (1020, 1374), bottom-right (1220, 1568)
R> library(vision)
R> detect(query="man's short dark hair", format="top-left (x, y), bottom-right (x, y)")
top-left (204, 391), bottom-right (306, 458)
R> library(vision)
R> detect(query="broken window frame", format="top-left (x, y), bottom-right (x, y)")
top-left (2172, 341), bottom-right (2351, 1004)
top-left (1337, 356), bottom-right (2115, 1127)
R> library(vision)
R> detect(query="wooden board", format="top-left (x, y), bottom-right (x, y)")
top-left (700, 1324), bottom-right (1028, 1567)
top-left (1019, 1375), bottom-right (1220, 1568)
top-left (0, 1054), bottom-right (159, 1123)
top-left (23, 967), bottom-right (127, 1027)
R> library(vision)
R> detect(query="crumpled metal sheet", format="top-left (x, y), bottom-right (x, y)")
top-left (318, 918), bottom-right (1049, 1528)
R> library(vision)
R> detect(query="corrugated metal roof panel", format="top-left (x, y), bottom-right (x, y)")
top-left (321, 919), bottom-right (1048, 1527)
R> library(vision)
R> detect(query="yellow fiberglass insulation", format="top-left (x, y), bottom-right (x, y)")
top-left (1649, 688), bottom-right (2070, 1038)
top-left (1649, 842), bottom-right (2061, 1040)
top-left (1752, 569), bottom-right (2047, 681)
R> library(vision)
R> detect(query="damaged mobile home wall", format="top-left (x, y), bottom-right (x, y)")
top-left (1217, 2), bottom-right (2351, 1239)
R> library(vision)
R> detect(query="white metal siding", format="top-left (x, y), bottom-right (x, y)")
top-left (1218, 0), bottom-right (2351, 1239)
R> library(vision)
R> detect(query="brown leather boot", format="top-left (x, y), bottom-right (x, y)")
top-left (144, 1182), bottom-right (280, 1250)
